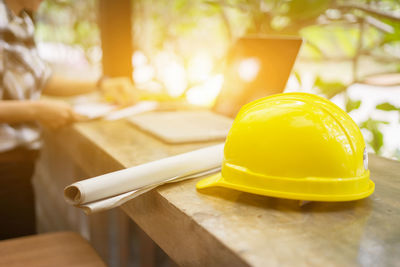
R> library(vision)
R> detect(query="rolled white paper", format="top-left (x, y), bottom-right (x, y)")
top-left (64, 143), bottom-right (224, 205)
top-left (77, 167), bottom-right (221, 214)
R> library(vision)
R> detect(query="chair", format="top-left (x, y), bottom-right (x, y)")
top-left (0, 232), bottom-right (106, 267)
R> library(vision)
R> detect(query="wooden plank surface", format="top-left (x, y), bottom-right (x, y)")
top-left (0, 232), bottom-right (106, 267)
top-left (51, 119), bottom-right (400, 267)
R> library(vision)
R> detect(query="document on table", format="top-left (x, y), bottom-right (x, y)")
top-left (64, 144), bottom-right (224, 214)
top-left (73, 101), bottom-right (158, 120)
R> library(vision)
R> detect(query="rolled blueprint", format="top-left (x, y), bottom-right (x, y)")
top-left (64, 143), bottom-right (224, 205)
top-left (77, 167), bottom-right (220, 214)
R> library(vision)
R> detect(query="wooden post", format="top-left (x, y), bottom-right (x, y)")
top-left (99, 0), bottom-right (133, 78)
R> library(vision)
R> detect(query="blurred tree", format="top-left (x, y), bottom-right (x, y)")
top-left (35, 0), bottom-right (400, 158)
top-left (36, 0), bottom-right (100, 65)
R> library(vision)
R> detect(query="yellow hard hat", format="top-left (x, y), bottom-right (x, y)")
top-left (197, 92), bottom-right (374, 201)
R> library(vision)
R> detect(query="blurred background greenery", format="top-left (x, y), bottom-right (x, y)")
top-left (35, 0), bottom-right (400, 159)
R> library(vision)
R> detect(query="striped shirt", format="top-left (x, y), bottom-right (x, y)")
top-left (0, 0), bottom-right (50, 152)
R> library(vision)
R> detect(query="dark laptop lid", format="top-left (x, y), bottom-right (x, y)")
top-left (213, 36), bottom-right (303, 117)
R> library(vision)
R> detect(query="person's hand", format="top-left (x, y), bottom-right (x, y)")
top-left (33, 100), bottom-right (85, 130)
top-left (99, 77), bottom-right (138, 106)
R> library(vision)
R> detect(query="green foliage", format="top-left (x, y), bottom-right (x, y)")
top-left (173, 0), bottom-right (188, 11)
top-left (34, 0), bottom-right (400, 159)
top-left (36, 0), bottom-right (99, 63)
top-left (133, 0), bottom-right (233, 60)
top-left (301, 25), bottom-right (362, 58)
top-left (286, 0), bottom-right (332, 20)
top-left (294, 71), bottom-right (302, 87)
top-left (313, 76), bottom-right (347, 98)
top-left (345, 98), bottom-right (361, 113)
top-left (376, 102), bottom-right (400, 111)
top-left (360, 118), bottom-right (389, 154)
top-left (380, 17), bottom-right (400, 44)
top-left (376, 102), bottom-right (400, 123)
top-left (73, 20), bottom-right (99, 49)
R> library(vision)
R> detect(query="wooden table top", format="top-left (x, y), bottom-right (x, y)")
top-left (54, 119), bottom-right (400, 267)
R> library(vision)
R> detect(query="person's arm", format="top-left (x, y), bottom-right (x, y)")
top-left (0, 100), bottom-right (36, 123)
top-left (0, 100), bottom-right (83, 129)
top-left (43, 74), bottom-right (137, 106)
top-left (42, 74), bottom-right (98, 97)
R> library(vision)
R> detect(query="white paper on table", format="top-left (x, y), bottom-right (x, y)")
top-left (77, 167), bottom-right (220, 214)
top-left (74, 102), bottom-right (116, 119)
top-left (64, 144), bottom-right (224, 212)
top-left (105, 101), bottom-right (158, 120)
top-left (73, 101), bottom-right (158, 121)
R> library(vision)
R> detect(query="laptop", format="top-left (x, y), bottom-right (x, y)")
top-left (213, 36), bottom-right (303, 117)
top-left (128, 37), bottom-right (302, 143)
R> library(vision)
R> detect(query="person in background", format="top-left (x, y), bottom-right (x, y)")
top-left (0, 0), bottom-right (135, 239)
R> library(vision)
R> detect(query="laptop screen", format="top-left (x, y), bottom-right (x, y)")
top-left (213, 36), bottom-right (302, 117)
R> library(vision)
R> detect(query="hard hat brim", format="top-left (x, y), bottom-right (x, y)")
top-left (196, 172), bottom-right (375, 202)
top-left (196, 173), bottom-right (223, 189)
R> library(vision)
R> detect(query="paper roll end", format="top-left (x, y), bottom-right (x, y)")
top-left (81, 206), bottom-right (92, 215)
top-left (64, 185), bottom-right (82, 205)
